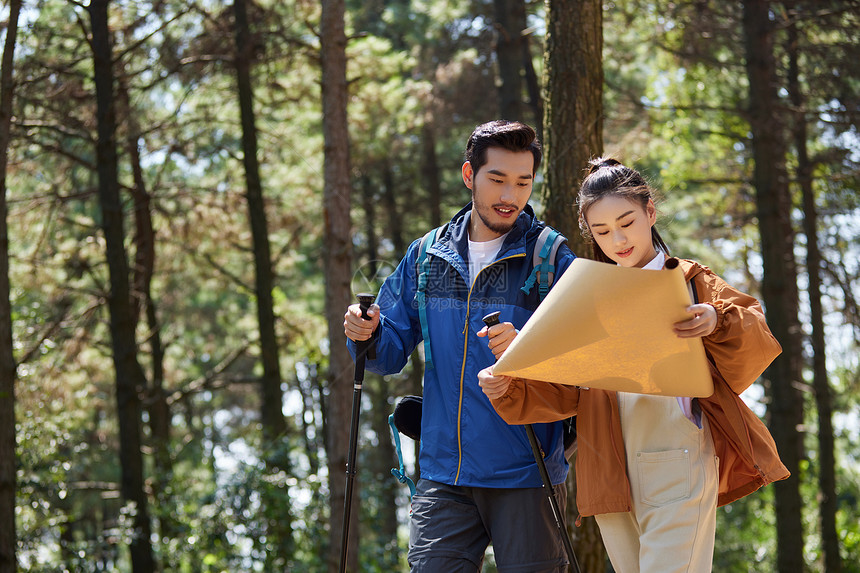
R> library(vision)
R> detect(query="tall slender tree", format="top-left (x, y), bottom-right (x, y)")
top-left (87, 1), bottom-right (155, 571)
top-left (421, 122), bottom-right (443, 230)
top-left (320, 0), bottom-right (357, 569)
top-left (493, 0), bottom-right (527, 121)
top-left (541, 1), bottom-right (606, 570)
top-left (541, 0), bottom-right (602, 256)
top-left (0, 2), bottom-right (22, 572)
top-left (232, 0), bottom-right (293, 564)
top-left (113, 27), bottom-right (178, 553)
top-left (742, 1), bottom-right (806, 570)
top-left (786, 4), bottom-right (842, 570)
top-left (522, 29), bottom-right (543, 142)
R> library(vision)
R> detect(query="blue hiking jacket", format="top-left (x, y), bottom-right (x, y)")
top-left (348, 203), bottom-right (576, 488)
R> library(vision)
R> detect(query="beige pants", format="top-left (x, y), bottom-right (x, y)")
top-left (595, 393), bottom-right (719, 573)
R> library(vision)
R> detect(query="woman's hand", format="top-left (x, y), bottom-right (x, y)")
top-left (673, 303), bottom-right (717, 338)
top-left (478, 366), bottom-right (513, 400)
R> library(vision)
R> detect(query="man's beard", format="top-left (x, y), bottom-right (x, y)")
top-left (473, 191), bottom-right (518, 235)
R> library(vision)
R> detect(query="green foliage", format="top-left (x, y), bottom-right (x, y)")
top-left (825, 366), bottom-right (860, 570)
top-left (715, 488), bottom-right (778, 572)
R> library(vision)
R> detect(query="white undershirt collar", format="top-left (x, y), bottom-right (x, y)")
top-left (468, 233), bottom-right (508, 284)
top-left (641, 251), bottom-right (666, 271)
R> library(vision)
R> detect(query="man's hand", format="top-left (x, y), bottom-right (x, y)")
top-left (673, 303), bottom-right (717, 338)
top-left (478, 366), bottom-right (513, 400)
top-left (477, 321), bottom-right (517, 360)
top-left (344, 303), bottom-right (381, 342)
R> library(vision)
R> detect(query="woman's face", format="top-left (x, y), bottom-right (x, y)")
top-left (584, 195), bottom-right (658, 268)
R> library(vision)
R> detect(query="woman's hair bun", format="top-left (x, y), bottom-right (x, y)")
top-left (587, 157), bottom-right (621, 174)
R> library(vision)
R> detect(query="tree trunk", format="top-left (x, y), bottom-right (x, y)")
top-left (742, 2), bottom-right (806, 570)
top-left (421, 122), bottom-right (442, 231)
top-left (542, 2), bottom-right (606, 570)
top-left (787, 6), bottom-right (841, 571)
top-left (232, 0), bottom-right (292, 564)
top-left (0, 2), bottom-right (21, 572)
top-left (320, 0), bottom-right (357, 569)
top-left (522, 33), bottom-right (543, 143)
top-left (541, 0), bottom-right (602, 259)
top-left (115, 57), bottom-right (177, 554)
top-left (493, 0), bottom-right (527, 121)
top-left (88, 2), bottom-right (155, 571)
top-left (361, 175), bottom-right (378, 278)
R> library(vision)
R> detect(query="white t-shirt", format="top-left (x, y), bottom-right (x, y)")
top-left (641, 251), bottom-right (666, 271)
top-left (468, 233), bottom-right (508, 285)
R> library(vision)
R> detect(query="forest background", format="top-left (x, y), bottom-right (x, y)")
top-left (0, 0), bottom-right (857, 572)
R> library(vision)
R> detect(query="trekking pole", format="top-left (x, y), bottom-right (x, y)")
top-left (483, 312), bottom-right (582, 573)
top-left (339, 293), bottom-right (376, 573)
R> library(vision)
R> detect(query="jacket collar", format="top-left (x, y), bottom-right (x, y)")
top-left (448, 202), bottom-right (537, 249)
top-left (429, 203), bottom-right (539, 278)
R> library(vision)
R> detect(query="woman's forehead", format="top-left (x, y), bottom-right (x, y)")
top-left (586, 195), bottom-right (644, 222)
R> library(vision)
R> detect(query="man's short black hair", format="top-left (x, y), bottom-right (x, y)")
top-left (464, 120), bottom-right (542, 175)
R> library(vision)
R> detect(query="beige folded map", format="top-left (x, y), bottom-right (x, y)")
top-left (493, 257), bottom-right (713, 397)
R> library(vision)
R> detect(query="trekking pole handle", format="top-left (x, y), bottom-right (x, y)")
top-left (354, 293), bottom-right (376, 382)
top-left (482, 311), bottom-right (502, 360)
top-left (356, 293), bottom-right (375, 349)
top-left (482, 311), bottom-right (501, 328)
top-left (357, 292), bottom-right (375, 320)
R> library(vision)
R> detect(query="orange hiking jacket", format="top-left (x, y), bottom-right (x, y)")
top-left (491, 258), bottom-right (790, 517)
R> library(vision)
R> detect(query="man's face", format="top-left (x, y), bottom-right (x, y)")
top-left (463, 147), bottom-right (535, 242)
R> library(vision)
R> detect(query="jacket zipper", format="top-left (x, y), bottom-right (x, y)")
top-left (454, 252), bottom-right (525, 484)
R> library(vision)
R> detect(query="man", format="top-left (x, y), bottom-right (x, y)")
top-left (344, 120), bottom-right (575, 572)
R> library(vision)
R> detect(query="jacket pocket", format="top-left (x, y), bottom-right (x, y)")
top-left (636, 448), bottom-right (691, 507)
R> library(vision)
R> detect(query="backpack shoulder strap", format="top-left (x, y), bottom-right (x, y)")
top-left (413, 224), bottom-right (446, 370)
top-left (687, 273), bottom-right (699, 305)
top-left (521, 226), bottom-right (567, 302)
